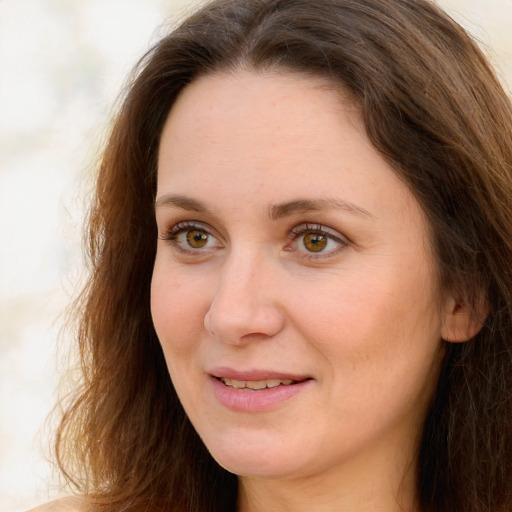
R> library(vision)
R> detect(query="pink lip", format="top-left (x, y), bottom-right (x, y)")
top-left (208, 367), bottom-right (313, 413)
top-left (210, 367), bottom-right (310, 382)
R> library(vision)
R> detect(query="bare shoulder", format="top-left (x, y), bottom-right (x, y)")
top-left (27, 497), bottom-right (91, 512)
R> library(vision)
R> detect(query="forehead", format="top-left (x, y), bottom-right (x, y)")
top-left (158, 70), bottom-right (366, 188)
top-left (157, 70), bottom-right (424, 234)
top-left (165, 68), bottom-right (352, 124)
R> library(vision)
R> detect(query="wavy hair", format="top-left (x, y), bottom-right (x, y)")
top-left (56, 1), bottom-right (512, 511)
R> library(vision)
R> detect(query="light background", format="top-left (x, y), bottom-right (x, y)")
top-left (0, 1), bottom-right (511, 511)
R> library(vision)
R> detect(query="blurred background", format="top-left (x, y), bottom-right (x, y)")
top-left (0, 1), bottom-right (510, 510)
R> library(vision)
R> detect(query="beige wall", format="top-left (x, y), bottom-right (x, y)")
top-left (439, 0), bottom-right (512, 91)
top-left (0, 1), bottom-right (510, 510)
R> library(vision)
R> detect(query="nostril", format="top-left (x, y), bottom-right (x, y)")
top-left (239, 332), bottom-right (273, 343)
top-left (203, 309), bottom-right (216, 337)
top-left (203, 285), bottom-right (285, 344)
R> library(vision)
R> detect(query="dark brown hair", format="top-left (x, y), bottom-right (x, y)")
top-left (56, 1), bottom-right (512, 511)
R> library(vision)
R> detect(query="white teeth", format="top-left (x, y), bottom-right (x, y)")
top-left (231, 379), bottom-right (246, 389)
top-left (245, 380), bottom-right (267, 390)
top-left (220, 377), bottom-right (297, 389)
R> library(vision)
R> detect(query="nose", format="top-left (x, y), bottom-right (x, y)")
top-left (203, 250), bottom-right (285, 345)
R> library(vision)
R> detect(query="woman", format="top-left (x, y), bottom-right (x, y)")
top-left (34, 0), bottom-right (512, 511)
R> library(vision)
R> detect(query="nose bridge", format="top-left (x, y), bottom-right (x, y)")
top-left (204, 245), bottom-right (284, 344)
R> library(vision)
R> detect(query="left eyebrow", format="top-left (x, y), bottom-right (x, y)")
top-left (154, 194), bottom-right (213, 215)
top-left (268, 198), bottom-right (373, 220)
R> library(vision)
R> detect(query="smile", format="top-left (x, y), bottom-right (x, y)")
top-left (210, 374), bottom-right (313, 412)
top-left (219, 377), bottom-right (297, 390)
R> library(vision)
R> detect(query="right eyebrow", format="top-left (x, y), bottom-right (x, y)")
top-left (154, 194), bottom-right (213, 215)
top-left (268, 198), bottom-right (373, 220)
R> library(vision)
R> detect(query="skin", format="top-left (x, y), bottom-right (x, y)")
top-left (151, 69), bottom-right (468, 512)
top-left (27, 497), bottom-right (90, 512)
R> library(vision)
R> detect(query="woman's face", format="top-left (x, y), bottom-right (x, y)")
top-left (151, 70), bottom-right (447, 482)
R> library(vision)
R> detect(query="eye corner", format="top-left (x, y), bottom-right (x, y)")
top-left (158, 220), bottom-right (224, 256)
top-left (286, 222), bottom-right (349, 260)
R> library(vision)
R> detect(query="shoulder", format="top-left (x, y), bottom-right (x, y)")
top-left (26, 497), bottom-right (91, 512)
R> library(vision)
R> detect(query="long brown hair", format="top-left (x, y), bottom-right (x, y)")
top-left (55, 1), bottom-right (512, 511)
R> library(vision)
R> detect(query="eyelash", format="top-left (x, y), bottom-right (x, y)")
top-left (159, 221), bottom-right (223, 255)
top-left (159, 221), bottom-right (349, 259)
top-left (288, 223), bottom-right (349, 258)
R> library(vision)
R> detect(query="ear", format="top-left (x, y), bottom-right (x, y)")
top-left (441, 291), bottom-right (489, 343)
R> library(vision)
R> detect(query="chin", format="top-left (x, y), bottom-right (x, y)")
top-left (214, 453), bottom-right (297, 479)
top-left (200, 429), bottom-right (313, 479)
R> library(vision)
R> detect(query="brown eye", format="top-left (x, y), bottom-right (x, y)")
top-left (303, 233), bottom-right (328, 252)
top-left (287, 223), bottom-right (348, 259)
top-left (186, 230), bottom-right (209, 248)
top-left (161, 221), bottom-right (223, 254)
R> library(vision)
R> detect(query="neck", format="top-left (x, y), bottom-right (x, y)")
top-left (237, 441), bottom-right (419, 512)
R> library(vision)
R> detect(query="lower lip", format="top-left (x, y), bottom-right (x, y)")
top-left (209, 376), bottom-right (312, 412)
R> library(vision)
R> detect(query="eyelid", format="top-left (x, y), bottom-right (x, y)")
top-left (159, 220), bottom-right (224, 253)
top-left (163, 220), bottom-right (211, 235)
top-left (287, 222), bottom-right (349, 258)
top-left (158, 219), bottom-right (348, 259)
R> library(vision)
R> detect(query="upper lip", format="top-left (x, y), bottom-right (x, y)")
top-left (209, 367), bottom-right (311, 382)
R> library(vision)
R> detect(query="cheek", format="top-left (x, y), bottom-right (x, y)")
top-left (292, 273), bottom-right (442, 430)
top-left (150, 262), bottom-right (210, 357)
top-left (286, 261), bottom-right (442, 378)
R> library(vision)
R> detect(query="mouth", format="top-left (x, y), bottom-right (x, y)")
top-left (217, 377), bottom-right (301, 390)
top-left (209, 370), bottom-right (313, 411)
